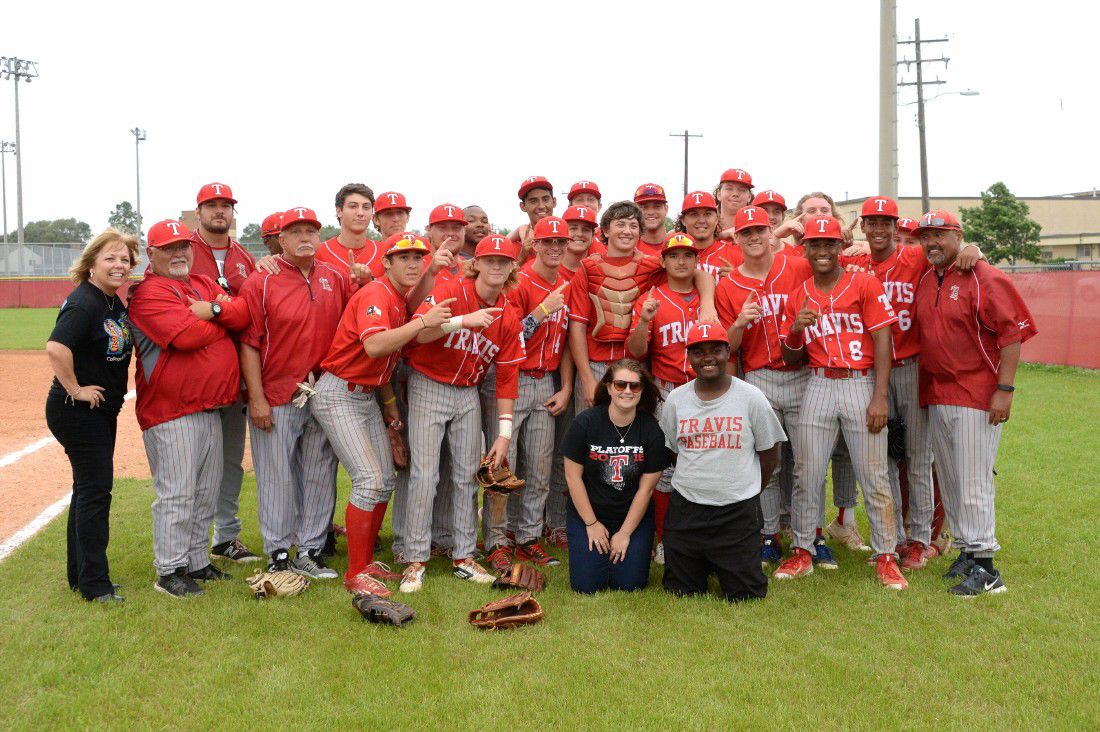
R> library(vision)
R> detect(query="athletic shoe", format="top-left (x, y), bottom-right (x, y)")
top-left (812, 537), bottom-right (839, 569)
top-left (364, 561), bottom-right (403, 582)
top-left (773, 548), bottom-right (814, 579)
top-left (876, 554), bottom-right (908, 590)
top-left (486, 546), bottom-right (514, 576)
top-left (514, 540), bottom-right (561, 567)
top-left (89, 593), bottom-right (125, 603)
top-left (948, 566), bottom-right (1006, 597)
top-left (211, 538), bottom-right (261, 563)
top-left (546, 527), bottom-right (568, 550)
top-left (430, 545), bottom-right (451, 559)
top-left (901, 541), bottom-right (928, 571)
top-left (154, 568), bottom-right (204, 598)
top-left (399, 562), bottom-right (426, 593)
top-left (930, 533), bottom-right (951, 558)
top-left (189, 564), bottom-right (233, 581)
top-left (345, 571), bottom-right (392, 598)
top-left (825, 519), bottom-right (870, 552)
top-left (319, 530), bottom-right (337, 558)
top-left (760, 537), bottom-right (782, 567)
top-left (654, 541), bottom-right (666, 566)
top-left (291, 551), bottom-right (339, 580)
top-left (268, 549), bottom-right (291, 572)
top-left (943, 554), bottom-right (976, 581)
top-left (452, 558), bottom-right (495, 584)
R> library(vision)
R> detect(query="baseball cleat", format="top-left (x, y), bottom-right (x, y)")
top-left (948, 566), bottom-right (1006, 597)
top-left (654, 541), bottom-right (666, 566)
top-left (760, 537), bottom-right (781, 567)
top-left (188, 564), bottom-right (233, 582)
top-left (485, 546), bottom-right (514, 576)
top-left (154, 568), bottom-right (205, 598)
top-left (825, 519), bottom-right (870, 552)
top-left (930, 532), bottom-right (951, 558)
top-left (89, 593), bottom-right (125, 603)
top-left (943, 554), bottom-right (976, 581)
top-left (399, 562), bottom-right (426, 593)
top-left (291, 551), bottom-right (339, 580)
top-left (211, 538), bottom-right (261, 563)
top-left (452, 558), bottom-right (495, 584)
top-left (514, 540), bottom-right (561, 567)
top-left (546, 527), bottom-right (568, 550)
top-left (430, 545), bottom-right (451, 559)
top-left (773, 548), bottom-right (814, 579)
top-left (267, 549), bottom-right (292, 572)
top-left (876, 554), bottom-right (908, 590)
top-left (345, 571), bottom-right (392, 598)
top-left (901, 541), bottom-right (928, 571)
top-left (812, 537), bottom-right (839, 569)
top-left (364, 561), bottom-right (403, 582)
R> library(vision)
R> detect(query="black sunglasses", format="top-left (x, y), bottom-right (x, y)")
top-left (611, 379), bottom-right (643, 393)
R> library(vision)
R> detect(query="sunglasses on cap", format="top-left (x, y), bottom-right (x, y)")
top-left (611, 379), bottom-right (643, 393)
top-left (920, 217), bottom-right (957, 229)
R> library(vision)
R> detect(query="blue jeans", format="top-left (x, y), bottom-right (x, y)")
top-left (566, 510), bottom-right (654, 594)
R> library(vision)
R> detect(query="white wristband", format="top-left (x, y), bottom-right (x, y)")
top-left (498, 415), bottom-right (513, 439)
top-left (440, 315), bottom-right (463, 334)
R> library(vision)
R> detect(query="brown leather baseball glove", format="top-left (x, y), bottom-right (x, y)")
top-left (492, 562), bottom-right (547, 593)
top-left (469, 591), bottom-right (544, 630)
top-left (475, 456), bottom-right (525, 494)
top-left (246, 571), bottom-right (309, 599)
top-left (353, 593), bottom-right (416, 627)
top-left (387, 424), bottom-right (409, 469)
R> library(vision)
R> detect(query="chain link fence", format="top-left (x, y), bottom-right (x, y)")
top-left (0, 242), bottom-right (85, 277)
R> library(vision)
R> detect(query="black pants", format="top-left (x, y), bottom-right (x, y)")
top-left (45, 393), bottom-right (118, 600)
top-left (662, 491), bottom-right (767, 602)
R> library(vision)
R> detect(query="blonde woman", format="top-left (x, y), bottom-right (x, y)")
top-left (45, 229), bottom-right (139, 604)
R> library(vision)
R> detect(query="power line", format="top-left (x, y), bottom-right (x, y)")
top-left (669, 130), bottom-right (702, 198)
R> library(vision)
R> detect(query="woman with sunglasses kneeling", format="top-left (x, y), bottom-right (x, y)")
top-left (560, 358), bottom-right (668, 593)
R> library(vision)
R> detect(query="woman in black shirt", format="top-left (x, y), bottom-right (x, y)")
top-left (45, 229), bottom-right (139, 603)
top-left (561, 358), bottom-right (668, 593)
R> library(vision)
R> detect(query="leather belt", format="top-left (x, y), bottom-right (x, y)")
top-left (813, 367), bottom-right (873, 380)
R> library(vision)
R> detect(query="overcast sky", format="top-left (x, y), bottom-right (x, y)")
top-left (1, 0), bottom-right (1093, 236)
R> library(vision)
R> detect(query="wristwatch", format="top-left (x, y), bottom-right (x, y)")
top-left (996, 384), bottom-right (1015, 392)
top-left (210, 302), bottom-right (223, 319)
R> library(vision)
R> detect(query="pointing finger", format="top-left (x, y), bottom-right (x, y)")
top-left (347, 250), bottom-right (356, 269)
top-left (847, 216), bottom-right (861, 232)
top-left (437, 297), bottom-right (458, 307)
top-left (554, 281), bottom-right (569, 294)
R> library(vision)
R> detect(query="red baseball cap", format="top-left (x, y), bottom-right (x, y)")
top-left (917, 209), bottom-right (962, 231)
top-left (261, 213), bottom-right (283, 237)
top-left (196, 182), bottom-right (237, 206)
top-left (720, 169), bottom-right (753, 188)
top-left (752, 190), bottom-right (787, 209)
top-left (375, 191), bottom-right (411, 214)
top-left (681, 191), bottom-right (718, 213)
top-left (662, 232), bottom-right (697, 255)
top-left (568, 180), bottom-right (601, 202)
top-left (897, 217), bottom-right (918, 234)
top-left (428, 203), bottom-right (467, 226)
top-left (382, 232), bottom-right (430, 257)
top-left (734, 206), bottom-right (770, 233)
top-left (802, 216), bottom-right (845, 241)
top-left (474, 234), bottom-right (517, 260)
top-left (147, 219), bottom-right (193, 248)
top-left (518, 176), bottom-right (553, 200)
top-left (563, 205), bottom-right (598, 225)
top-left (533, 216), bottom-right (570, 241)
top-left (861, 196), bottom-right (899, 219)
top-left (685, 321), bottom-right (729, 348)
top-left (281, 207), bottom-right (322, 230)
top-left (634, 183), bottom-right (667, 204)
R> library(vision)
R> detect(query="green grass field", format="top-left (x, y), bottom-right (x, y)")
top-left (0, 365), bottom-right (1096, 729)
top-left (0, 307), bottom-right (59, 349)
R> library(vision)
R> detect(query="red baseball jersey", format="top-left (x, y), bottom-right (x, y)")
top-left (315, 237), bottom-right (385, 288)
top-left (513, 264), bottom-right (570, 373)
top-left (128, 273), bottom-right (244, 430)
top-left (627, 284), bottom-right (700, 386)
top-left (407, 277), bottom-right (525, 398)
top-left (322, 276), bottom-right (409, 388)
top-left (188, 231), bottom-right (256, 295)
top-left (842, 245), bottom-right (928, 362)
top-left (716, 255), bottom-right (812, 372)
top-left (914, 261), bottom-right (1037, 410)
top-left (781, 271), bottom-right (898, 370)
top-left (240, 258), bottom-right (349, 407)
top-left (586, 239), bottom-right (609, 258)
top-left (567, 252), bottom-right (665, 363)
top-left (636, 239), bottom-right (665, 258)
top-left (695, 238), bottom-right (740, 282)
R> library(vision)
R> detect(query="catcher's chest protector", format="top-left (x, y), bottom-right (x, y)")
top-left (586, 253), bottom-right (647, 340)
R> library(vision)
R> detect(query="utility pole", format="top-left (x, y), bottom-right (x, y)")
top-left (878, 0), bottom-right (897, 198)
top-left (669, 129), bottom-right (703, 197)
top-left (0, 142), bottom-right (13, 244)
top-left (131, 127), bottom-right (146, 234)
top-left (0, 57), bottom-right (39, 247)
top-left (898, 20), bottom-right (947, 213)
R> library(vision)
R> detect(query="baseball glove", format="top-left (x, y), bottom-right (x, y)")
top-left (492, 562), bottom-right (547, 593)
top-left (469, 591), bottom-right (544, 630)
top-left (387, 424), bottom-right (409, 470)
top-left (886, 417), bottom-right (907, 461)
top-left (352, 594), bottom-right (416, 627)
top-left (475, 457), bottom-right (525, 494)
top-left (246, 571), bottom-right (309, 599)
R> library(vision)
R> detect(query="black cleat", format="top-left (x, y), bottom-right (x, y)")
top-left (942, 554), bottom-right (976, 581)
top-left (268, 548), bottom-right (292, 572)
top-left (154, 568), bottom-right (204, 598)
top-left (949, 566), bottom-right (1007, 597)
top-left (189, 564), bottom-right (233, 581)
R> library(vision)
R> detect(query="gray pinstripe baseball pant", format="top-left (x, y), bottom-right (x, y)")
top-left (144, 410), bottom-right (222, 575)
top-left (652, 378), bottom-right (684, 494)
top-left (480, 371), bottom-right (556, 546)
top-left (886, 361), bottom-right (934, 545)
top-left (311, 372), bottom-right (396, 512)
top-left (406, 370), bottom-right (482, 563)
top-left (544, 372), bottom-right (573, 533)
top-left (746, 368), bottom-right (809, 535)
top-left (212, 399), bottom-right (247, 546)
top-left (794, 373), bottom-right (897, 556)
top-left (927, 405), bottom-right (1001, 557)
top-left (830, 437), bottom-right (859, 520)
top-left (573, 360), bottom-right (611, 414)
top-left (250, 402), bottom-right (339, 555)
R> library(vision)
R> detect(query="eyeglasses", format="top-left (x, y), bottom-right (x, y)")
top-left (611, 380), bottom-right (643, 393)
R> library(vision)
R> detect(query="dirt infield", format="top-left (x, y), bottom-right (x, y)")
top-left (0, 351), bottom-right (251, 544)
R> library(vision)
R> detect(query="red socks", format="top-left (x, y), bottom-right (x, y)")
top-left (368, 501), bottom-right (388, 556)
top-left (344, 503), bottom-right (374, 582)
top-left (652, 491), bottom-right (670, 541)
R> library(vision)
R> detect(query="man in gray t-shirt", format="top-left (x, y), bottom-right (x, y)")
top-left (657, 323), bottom-right (786, 602)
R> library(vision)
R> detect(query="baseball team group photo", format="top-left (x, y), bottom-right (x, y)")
top-left (1, 1), bottom-right (1096, 729)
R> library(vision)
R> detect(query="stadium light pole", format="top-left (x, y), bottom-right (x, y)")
top-left (0, 141), bottom-right (13, 244)
top-left (131, 127), bottom-right (146, 233)
top-left (0, 57), bottom-right (39, 247)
